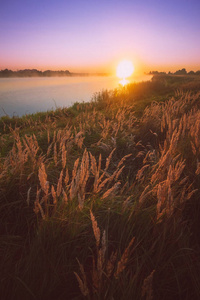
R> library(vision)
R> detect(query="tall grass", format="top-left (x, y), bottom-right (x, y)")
top-left (1, 76), bottom-right (200, 299)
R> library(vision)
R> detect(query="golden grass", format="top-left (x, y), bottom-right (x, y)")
top-left (1, 83), bottom-right (200, 299)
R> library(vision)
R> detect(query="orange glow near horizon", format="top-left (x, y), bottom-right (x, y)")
top-left (1, 58), bottom-right (200, 76)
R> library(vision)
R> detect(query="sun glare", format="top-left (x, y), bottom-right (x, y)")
top-left (117, 60), bottom-right (134, 79)
top-left (119, 78), bottom-right (129, 86)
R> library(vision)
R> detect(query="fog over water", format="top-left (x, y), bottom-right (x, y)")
top-left (0, 75), bottom-right (152, 118)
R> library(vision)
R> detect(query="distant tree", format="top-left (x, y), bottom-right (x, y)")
top-left (0, 68), bottom-right (71, 77)
top-left (188, 71), bottom-right (195, 75)
top-left (196, 70), bottom-right (200, 75)
top-left (43, 70), bottom-right (52, 77)
top-left (149, 71), bottom-right (159, 75)
top-left (0, 69), bottom-right (14, 77)
top-left (148, 70), bottom-right (166, 75)
top-left (174, 68), bottom-right (187, 75)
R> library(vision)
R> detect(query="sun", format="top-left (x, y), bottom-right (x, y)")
top-left (117, 60), bottom-right (134, 79)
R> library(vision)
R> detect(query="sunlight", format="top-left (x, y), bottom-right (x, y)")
top-left (117, 60), bottom-right (134, 79)
top-left (119, 78), bottom-right (129, 86)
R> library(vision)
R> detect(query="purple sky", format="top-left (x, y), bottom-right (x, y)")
top-left (1, 0), bottom-right (200, 73)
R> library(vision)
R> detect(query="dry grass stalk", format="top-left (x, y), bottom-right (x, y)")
top-left (139, 185), bottom-right (151, 206)
top-left (90, 210), bottom-right (101, 248)
top-left (186, 187), bottom-right (198, 200)
top-left (101, 230), bottom-right (106, 259)
top-left (22, 135), bottom-right (39, 170)
top-left (47, 130), bottom-right (50, 144)
top-left (51, 185), bottom-right (57, 205)
top-left (37, 163), bottom-right (50, 217)
top-left (38, 163), bottom-right (49, 195)
top-left (142, 270), bottom-right (155, 300)
top-left (8, 134), bottom-right (29, 173)
top-left (151, 137), bottom-right (178, 185)
top-left (106, 251), bottom-right (117, 278)
top-left (155, 156), bottom-right (193, 220)
top-left (89, 152), bottom-right (101, 193)
top-left (102, 181), bottom-right (121, 199)
top-left (69, 158), bottom-right (80, 200)
top-left (75, 131), bottom-right (84, 149)
top-left (136, 164), bottom-right (150, 182)
top-left (99, 118), bottom-right (111, 140)
top-left (57, 170), bottom-right (63, 197)
top-left (114, 237), bottom-right (135, 278)
top-left (74, 259), bottom-right (89, 297)
top-left (53, 131), bottom-right (56, 143)
top-left (69, 150), bottom-right (90, 207)
top-left (90, 152), bottom-right (98, 177)
top-left (54, 143), bottom-right (57, 166)
top-left (62, 189), bottom-right (68, 203)
top-left (72, 158), bottom-right (80, 180)
top-left (74, 210), bottom-right (107, 293)
top-left (61, 144), bottom-right (67, 169)
top-left (78, 193), bottom-right (84, 210)
top-left (120, 181), bottom-right (128, 195)
top-left (78, 149), bottom-right (90, 208)
top-left (90, 213), bottom-right (110, 292)
top-left (105, 148), bottom-right (116, 170)
top-left (26, 187), bottom-right (31, 206)
top-left (68, 149), bottom-right (130, 207)
top-left (122, 196), bottom-right (132, 212)
top-left (64, 169), bottom-right (69, 186)
top-left (191, 141), bottom-right (197, 155)
top-left (116, 153), bottom-right (132, 169)
top-left (16, 138), bottom-right (23, 161)
top-left (33, 188), bottom-right (45, 219)
top-left (57, 130), bottom-right (62, 142)
top-left (93, 150), bottom-right (130, 195)
top-left (47, 142), bottom-right (53, 157)
top-left (196, 161), bottom-right (200, 175)
top-left (97, 141), bottom-right (112, 152)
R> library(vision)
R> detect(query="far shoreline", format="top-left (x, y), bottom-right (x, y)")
top-left (0, 68), bottom-right (109, 78)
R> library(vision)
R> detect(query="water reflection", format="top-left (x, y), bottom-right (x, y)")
top-left (119, 78), bottom-right (129, 86)
top-left (0, 75), bottom-right (152, 117)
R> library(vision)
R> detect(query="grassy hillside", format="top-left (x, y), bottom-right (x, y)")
top-left (1, 75), bottom-right (200, 300)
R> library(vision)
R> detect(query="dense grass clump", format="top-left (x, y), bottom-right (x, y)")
top-left (1, 75), bottom-right (200, 299)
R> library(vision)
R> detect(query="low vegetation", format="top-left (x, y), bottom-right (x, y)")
top-left (1, 75), bottom-right (200, 299)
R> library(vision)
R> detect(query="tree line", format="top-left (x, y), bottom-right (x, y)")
top-left (148, 68), bottom-right (200, 76)
top-left (0, 69), bottom-right (71, 78)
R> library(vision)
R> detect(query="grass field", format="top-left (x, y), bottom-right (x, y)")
top-left (1, 74), bottom-right (200, 299)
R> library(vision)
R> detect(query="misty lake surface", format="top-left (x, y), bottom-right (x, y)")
top-left (0, 75), bottom-right (152, 118)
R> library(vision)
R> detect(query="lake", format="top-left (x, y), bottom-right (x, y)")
top-left (0, 75), bottom-right (152, 118)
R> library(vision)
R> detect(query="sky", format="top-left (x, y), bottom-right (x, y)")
top-left (0, 0), bottom-right (200, 74)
